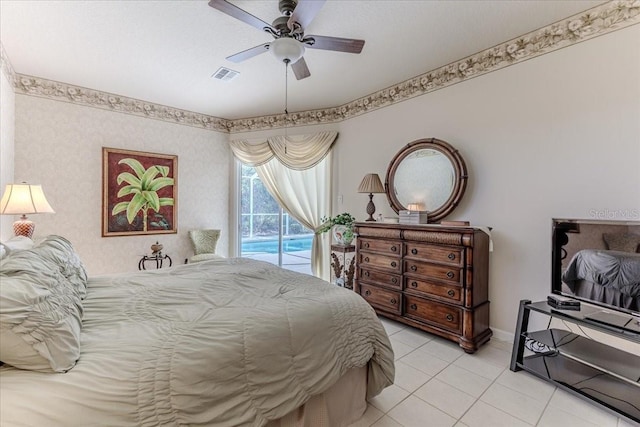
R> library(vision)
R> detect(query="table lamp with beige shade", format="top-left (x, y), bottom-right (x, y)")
top-left (0, 183), bottom-right (55, 238)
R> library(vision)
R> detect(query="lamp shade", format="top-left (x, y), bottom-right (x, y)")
top-left (270, 37), bottom-right (305, 64)
top-left (0, 184), bottom-right (55, 215)
top-left (357, 173), bottom-right (385, 194)
top-left (0, 183), bottom-right (55, 238)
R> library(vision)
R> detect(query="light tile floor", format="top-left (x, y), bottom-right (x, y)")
top-left (348, 316), bottom-right (636, 427)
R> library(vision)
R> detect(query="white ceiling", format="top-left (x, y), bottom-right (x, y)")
top-left (0, 0), bottom-right (603, 120)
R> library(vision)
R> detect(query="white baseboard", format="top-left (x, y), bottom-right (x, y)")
top-left (491, 326), bottom-right (514, 343)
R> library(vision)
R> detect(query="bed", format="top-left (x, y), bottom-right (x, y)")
top-left (562, 249), bottom-right (640, 312)
top-left (0, 236), bottom-right (394, 427)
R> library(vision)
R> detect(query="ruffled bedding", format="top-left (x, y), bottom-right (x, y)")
top-left (0, 240), bottom-right (394, 427)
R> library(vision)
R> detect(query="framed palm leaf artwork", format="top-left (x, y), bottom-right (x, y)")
top-left (102, 147), bottom-right (178, 236)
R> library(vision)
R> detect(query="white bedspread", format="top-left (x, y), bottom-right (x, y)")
top-left (0, 258), bottom-right (394, 426)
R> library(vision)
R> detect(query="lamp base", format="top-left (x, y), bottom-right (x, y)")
top-left (365, 194), bottom-right (377, 221)
top-left (13, 215), bottom-right (35, 238)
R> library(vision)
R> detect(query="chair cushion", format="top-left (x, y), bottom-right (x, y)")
top-left (189, 230), bottom-right (220, 255)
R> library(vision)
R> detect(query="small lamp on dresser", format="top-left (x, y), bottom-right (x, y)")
top-left (357, 173), bottom-right (385, 221)
top-left (0, 183), bottom-right (55, 238)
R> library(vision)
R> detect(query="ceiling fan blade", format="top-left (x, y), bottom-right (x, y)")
top-left (291, 57), bottom-right (311, 80)
top-left (304, 35), bottom-right (365, 53)
top-left (226, 43), bottom-right (270, 63)
top-left (208, 0), bottom-right (274, 32)
top-left (288, 0), bottom-right (326, 31)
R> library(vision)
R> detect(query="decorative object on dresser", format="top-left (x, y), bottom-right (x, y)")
top-left (354, 222), bottom-right (491, 353)
top-left (357, 173), bottom-right (385, 221)
top-left (0, 183), bottom-right (55, 238)
top-left (399, 210), bottom-right (429, 225)
top-left (385, 138), bottom-right (467, 223)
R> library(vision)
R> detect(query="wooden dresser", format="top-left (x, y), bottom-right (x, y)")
top-left (353, 222), bottom-right (491, 353)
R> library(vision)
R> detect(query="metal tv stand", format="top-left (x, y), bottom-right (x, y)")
top-left (510, 299), bottom-right (640, 425)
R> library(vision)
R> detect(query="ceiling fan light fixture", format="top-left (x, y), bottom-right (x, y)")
top-left (270, 37), bottom-right (305, 64)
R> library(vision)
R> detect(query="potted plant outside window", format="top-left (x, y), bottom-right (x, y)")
top-left (317, 213), bottom-right (356, 245)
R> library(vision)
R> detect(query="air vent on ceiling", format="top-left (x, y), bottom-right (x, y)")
top-left (212, 67), bottom-right (240, 82)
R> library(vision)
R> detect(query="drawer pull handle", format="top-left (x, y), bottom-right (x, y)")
top-left (391, 261), bottom-right (397, 268)
top-left (390, 298), bottom-right (397, 304)
top-left (446, 271), bottom-right (455, 279)
top-left (365, 290), bottom-right (371, 296)
top-left (364, 271), bottom-right (370, 277)
top-left (364, 242), bottom-right (370, 248)
top-left (364, 257), bottom-right (370, 262)
top-left (448, 253), bottom-right (456, 260)
top-left (410, 265), bottom-right (417, 272)
top-left (410, 304), bottom-right (417, 310)
top-left (447, 289), bottom-right (456, 297)
top-left (411, 248), bottom-right (418, 255)
top-left (391, 277), bottom-right (398, 284)
top-left (410, 281), bottom-right (418, 288)
top-left (446, 314), bottom-right (454, 322)
top-left (391, 246), bottom-right (398, 252)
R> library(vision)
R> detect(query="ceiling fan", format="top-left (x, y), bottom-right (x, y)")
top-left (208, 0), bottom-right (365, 80)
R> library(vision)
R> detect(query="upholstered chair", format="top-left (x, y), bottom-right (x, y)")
top-left (188, 229), bottom-right (223, 263)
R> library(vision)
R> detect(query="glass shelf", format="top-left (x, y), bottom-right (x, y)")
top-left (511, 300), bottom-right (640, 425)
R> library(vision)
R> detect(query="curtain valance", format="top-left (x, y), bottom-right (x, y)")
top-left (230, 131), bottom-right (337, 171)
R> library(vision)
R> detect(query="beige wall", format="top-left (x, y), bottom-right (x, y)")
top-left (238, 25), bottom-right (640, 337)
top-left (0, 67), bottom-right (15, 239)
top-left (14, 95), bottom-right (230, 275)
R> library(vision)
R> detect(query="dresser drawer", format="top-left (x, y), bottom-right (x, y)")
top-left (404, 296), bottom-right (462, 334)
top-left (404, 277), bottom-right (463, 304)
top-left (359, 284), bottom-right (401, 314)
top-left (359, 252), bottom-right (402, 274)
top-left (404, 243), bottom-right (464, 267)
top-left (359, 238), bottom-right (402, 256)
top-left (359, 268), bottom-right (402, 290)
top-left (404, 260), bottom-right (463, 285)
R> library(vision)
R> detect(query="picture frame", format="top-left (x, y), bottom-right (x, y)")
top-left (102, 147), bottom-right (178, 237)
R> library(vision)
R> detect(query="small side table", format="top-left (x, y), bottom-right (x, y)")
top-left (330, 244), bottom-right (355, 289)
top-left (138, 253), bottom-right (172, 270)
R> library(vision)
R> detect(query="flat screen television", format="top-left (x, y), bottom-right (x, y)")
top-left (552, 218), bottom-right (640, 316)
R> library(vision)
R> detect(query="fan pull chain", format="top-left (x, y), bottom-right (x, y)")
top-left (284, 61), bottom-right (289, 154)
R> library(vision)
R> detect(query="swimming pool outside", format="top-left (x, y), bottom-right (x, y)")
top-left (241, 234), bottom-right (313, 254)
top-left (241, 235), bottom-right (313, 275)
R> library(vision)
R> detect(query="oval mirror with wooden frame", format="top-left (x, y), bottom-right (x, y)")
top-left (385, 138), bottom-right (468, 223)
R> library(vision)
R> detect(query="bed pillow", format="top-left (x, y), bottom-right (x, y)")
top-left (2, 236), bottom-right (34, 252)
top-left (0, 236), bottom-right (86, 372)
top-left (36, 236), bottom-right (88, 299)
top-left (603, 233), bottom-right (640, 253)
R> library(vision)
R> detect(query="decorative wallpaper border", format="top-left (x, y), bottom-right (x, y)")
top-left (3, 0), bottom-right (639, 134)
top-left (13, 75), bottom-right (231, 132)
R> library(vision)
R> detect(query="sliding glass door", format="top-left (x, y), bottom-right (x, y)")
top-left (239, 164), bottom-right (312, 274)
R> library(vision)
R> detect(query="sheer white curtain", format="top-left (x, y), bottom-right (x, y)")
top-left (230, 131), bottom-right (337, 280)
